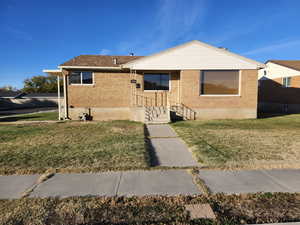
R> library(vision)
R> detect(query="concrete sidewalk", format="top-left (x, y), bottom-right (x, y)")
top-left (0, 170), bottom-right (201, 199)
top-left (146, 124), bottom-right (199, 167)
top-left (1, 168), bottom-right (299, 199)
top-left (198, 169), bottom-right (300, 194)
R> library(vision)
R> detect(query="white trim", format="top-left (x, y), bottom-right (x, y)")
top-left (59, 66), bottom-right (122, 70)
top-left (199, 70), bottom-right (241, 97)
top-left (57, 76), bottom-right (61, 120)
top-left (63, 74), bottom-right (68, 119)
top-left (239, 70), bottom-right (242, 96)
top-left (43, 69), bottom-right (62, 73)
top-left (142, 72), bottom-right (171, 92)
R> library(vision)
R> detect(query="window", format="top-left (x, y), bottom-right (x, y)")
top-left (69, 71), bottom-right (93, 85)
top-left (144, 73), bottom-right (169, 91)
top-left (200, 70), bottom-right (239, 95)
top-left (282, 77), bottom-right (291, 88)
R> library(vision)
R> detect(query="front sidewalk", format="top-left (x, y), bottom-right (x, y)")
top-left (0, 169), bottom-right (201, 199)
top-left (0, 168), bottom-right (299, 199)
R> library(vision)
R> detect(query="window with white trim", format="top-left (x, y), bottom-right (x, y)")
top-left (200, 70), bottom-right (239, 95)
top-left (282, 77), bottom-right (291, 88)
top-left (144, 73), bottom-right (169, 91)
top-left (69, 71), bottom-right (93, 84)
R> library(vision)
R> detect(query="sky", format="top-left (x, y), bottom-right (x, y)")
top-left (1, 0), bottom-right (300, 89)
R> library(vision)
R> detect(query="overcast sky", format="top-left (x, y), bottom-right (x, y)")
top-left (1, 0), bottom-right (300, 88)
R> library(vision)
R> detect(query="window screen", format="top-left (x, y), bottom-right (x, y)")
top-left (69, 72), bottom-right (81, 84)
top-left (69, 71), bottom-right (93, 85)
top-left (82, 72), bottom-right (93, 84)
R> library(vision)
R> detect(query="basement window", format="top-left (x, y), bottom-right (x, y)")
top-left (282, 77), bottom-right (291, 88)
top-left (69, 71), bottom-right (93, 85)
top-left (144, 74), bottom-right (169, 91)
top-left (200, 70), bottom-right (240, 95)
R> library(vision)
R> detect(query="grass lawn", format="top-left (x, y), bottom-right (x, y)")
top-left (0, 120), bottom-right (148, 174)
top-left (172, 114), bottom-right (300, 169)
top-left (0, 111), bottom-right (58, 122)
top-left (1, 193), bottom-right (299, 225)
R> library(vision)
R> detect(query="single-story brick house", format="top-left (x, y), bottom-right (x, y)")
top-left (44, 40), bottom-right (264, 122)
top-left (258, 60), bottom-right (300, 114)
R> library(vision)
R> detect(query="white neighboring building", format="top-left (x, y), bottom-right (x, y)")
top-left (258, 60), bottom-right (300, 114)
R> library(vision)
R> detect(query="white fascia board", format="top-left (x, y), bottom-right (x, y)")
top-left (126, 65), bottom-right (258, 70)
top-left (43, 69), bottom-right (62, 73)
top-left (58, 66), bottom-right (122, 70)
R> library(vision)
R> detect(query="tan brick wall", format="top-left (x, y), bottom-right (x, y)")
top-left (69, 107), bottom-right (131, 121)
top-left (67, 71), bottom-right (131, 108)
top-left (66, 69), bottom-right (258, 120)
top-left (180, 69), bottom-right (258, 118)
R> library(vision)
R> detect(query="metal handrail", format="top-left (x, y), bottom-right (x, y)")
top-left (133, 93), bottom-right (196, 120)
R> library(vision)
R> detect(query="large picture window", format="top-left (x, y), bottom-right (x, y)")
top-left (69, 71), bottom-right (93, 85)
top-left (200, 70), bottom-right (239, 95)
top-left (144, 73), bottom-right (169, 91)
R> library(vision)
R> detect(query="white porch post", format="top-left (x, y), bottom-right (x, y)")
top-left (63, 74), bottom-right (68, 119)
top-left (57, 76), bottom-right (61, 120)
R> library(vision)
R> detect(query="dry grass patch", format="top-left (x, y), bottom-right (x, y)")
top-left (0, 120), bottom-right (149, 174)
top-left (0, 193), bottom-right (299, 225)
top-left (172, 114), bottom-right (300, 169)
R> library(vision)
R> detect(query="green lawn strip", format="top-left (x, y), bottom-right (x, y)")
top-left (172, 115), bottom-right (300, 169)
top-left (0, 120), bottom-right (149, 174)
top-left (0, 193), bottom-right (299, 225)
top-left (0, 111), bottom-right (58, 122)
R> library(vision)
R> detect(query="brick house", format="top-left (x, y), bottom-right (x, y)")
top-left (43, 40), bottom-right (264, 122)
top-left (258, 60), bottom-right (300, 114)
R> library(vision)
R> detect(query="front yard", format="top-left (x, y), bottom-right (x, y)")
top-left (2, 113), bottom-right (300, 174)
top-left (172, 114), bottom-right (300, 169)
top-left (0, 120), bottom-right (148, 174)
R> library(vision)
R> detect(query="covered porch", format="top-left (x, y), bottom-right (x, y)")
top-left (42, 69), bottom-right (67, 120)
top-left (129, 70), bottom-right (196, 121)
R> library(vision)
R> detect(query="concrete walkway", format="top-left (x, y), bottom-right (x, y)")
top-left (0, 170), bottom-right (201, 199)
top-left (146, 124), bottom-right (199, 167)
top-left (1, 168), bottom-right (299, 199)
top-left (198, 169), bottom-right (300, 194)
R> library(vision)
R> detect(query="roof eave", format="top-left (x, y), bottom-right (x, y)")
top-left (58, 66), bottom-right (123, 70)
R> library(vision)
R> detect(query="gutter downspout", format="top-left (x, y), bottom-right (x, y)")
top-left (57, 76), bottom-right (62, 120)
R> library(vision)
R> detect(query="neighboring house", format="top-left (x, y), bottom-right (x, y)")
top-left (0, 90), bottom-right (23, 99)
top-left (258, 60), bottom-right (300, 114)
top-left (43, 40), bottom-right (264, 122)
top-left (0, 92), bottom-right (63, 111)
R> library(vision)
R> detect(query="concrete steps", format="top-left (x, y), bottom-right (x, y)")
top-left (145, 106), bottom-right (170, 124)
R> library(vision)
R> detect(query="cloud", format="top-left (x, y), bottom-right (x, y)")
top-left (243, 39), bottom-right (300, 56)
top-left (99, 49), bottom-right (111, 55)
top-left (117, 0), bottom-right (208, 55)
top-left (5, 26), bottom-right (32, 41)
top-left (147, 0), bottom-right (207, 50)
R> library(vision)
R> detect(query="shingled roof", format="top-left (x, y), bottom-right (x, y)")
top-left (60, 55), bottom-right (143, 67)
top-left (267, 60), bottom-right (300, 71)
